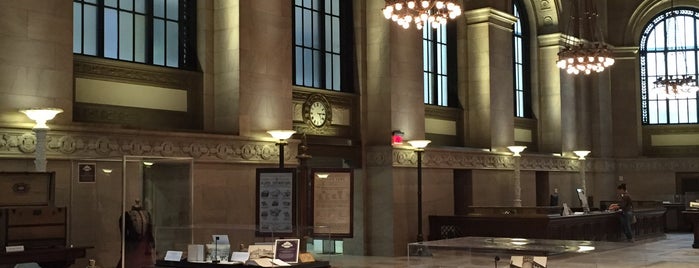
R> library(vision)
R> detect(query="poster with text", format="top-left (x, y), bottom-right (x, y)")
top-left (256, 168), bottom-right (295, 237)
top-left (311, 168), bottom-right (353, 237)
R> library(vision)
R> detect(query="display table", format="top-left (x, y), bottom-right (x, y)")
top-left (0, 247), bottom-right (87, 268)
top-left (682, 210), bottom-right (699, 248)
top-left (156, 260), bottom-right (331, 268)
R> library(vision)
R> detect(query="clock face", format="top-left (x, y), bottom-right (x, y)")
top-left (309, 101), bottom-right (327, 127)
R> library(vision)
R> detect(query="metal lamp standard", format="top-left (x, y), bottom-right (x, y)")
top-left (267, 130), bottom-right (296, 168)
top-left (407, 139), bottom-right (431, 242)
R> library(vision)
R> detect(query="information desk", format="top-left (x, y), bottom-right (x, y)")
top-left (681, 210), bottom-right (699, 248)
top-left (429, 209), bottom-right (666, 242)
top-left (156, 260), bottom-right (330, 268)
top-left (0, 247), bottom-right (87, 268)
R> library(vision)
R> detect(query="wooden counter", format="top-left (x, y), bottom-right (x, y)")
top-left (0, 247), bottom-right (87, 268)
top-left (429, 209), bottom-right (666, 242)
top-left (682, 210), bottom-right (699, 248)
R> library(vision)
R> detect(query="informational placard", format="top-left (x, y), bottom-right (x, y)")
top-left (274, 239), bottom-right (300, 263)
top-left (311, 168), bottom-right (353, 237)
top-left (78, 163), bottom-right (96, 183)
top-left (256, 168), bottom-right (295, 237)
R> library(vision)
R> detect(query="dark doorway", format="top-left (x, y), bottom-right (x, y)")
top-left (536, 171), bottom-right (550, 206)
top-left (453, 170), bottom-right (472, 215)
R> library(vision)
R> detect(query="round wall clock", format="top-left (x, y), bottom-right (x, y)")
top-left (302, 94), bottom-right (332, 128)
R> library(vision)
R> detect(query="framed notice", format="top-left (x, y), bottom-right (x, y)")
top-left (311, 168), bottom-right (353, 238)
top-left (256, 168), bottom-right (296, 237)
top-left (0, 172), bottom-right (55, 207)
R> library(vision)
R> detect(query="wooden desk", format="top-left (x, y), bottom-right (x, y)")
top-left (156, 260), bottom-right (330, 268)
top-left (430, 209), bottom-right (666, 242)
top-left (0, 247), bottom-right (87, 268)
top-left (682, 210), bottom-right (699, 248)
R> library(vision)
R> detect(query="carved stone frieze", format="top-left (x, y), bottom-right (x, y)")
top-left (616, 158), bottom-right (699, 172)
top-left (0, 128), bottom-right (296, 165)
top-left (425, 106), bottom-right (460, 121)
top-left (366, 146), bottom-right (580, 172)
top-left (393, 148), bottom-right (578, 172)
top-left (74, 55), bottom-right (200, 89)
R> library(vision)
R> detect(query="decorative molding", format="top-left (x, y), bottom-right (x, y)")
top-left (537, 33), bottom-right (565, 47)
top-left (464, 8), bottom-right (517, 31)
top-left (0, 128), bottom-right (297, 165)
top-left (425, 106), bottom-right (460, 121)
top-left (612, 46), bottom-right (639, 60)
top-left (366, 146), bottom-right (393, 167)
top-left (292, 87), bottom-right (356, 108)
top-left (74, 55), bottom-right (201, 90)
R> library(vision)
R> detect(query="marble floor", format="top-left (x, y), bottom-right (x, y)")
top-left (320, 233), bottom-right (699, 268)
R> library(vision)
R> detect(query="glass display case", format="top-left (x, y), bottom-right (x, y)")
top-left (407, 236), bottom-right (657, 267)
top-left (68, 156), bottom-right (193, 268)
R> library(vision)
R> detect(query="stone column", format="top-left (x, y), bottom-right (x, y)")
top-left (0, 1), bottom-right (73, 124)
top-left (363, 0), bottom-right (424, 256)
top-left (560, 68), bottom-right (577, 155)
top-left (537, 34), bottom-right (565, 153)
top-left (213, 1), bottom-right (293, 136)
top-left (610, 47), bottom-right (642, 157)
top-left (465, 8), bottom-right (517, 151)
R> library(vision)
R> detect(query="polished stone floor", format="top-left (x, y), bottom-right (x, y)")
top-left (320, 233), bottom-right (699, 268)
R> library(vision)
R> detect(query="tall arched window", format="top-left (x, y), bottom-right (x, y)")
top-left (513, 0), bottom-right (531, 118)
top-left (640, 7), bottom-right (699, 125)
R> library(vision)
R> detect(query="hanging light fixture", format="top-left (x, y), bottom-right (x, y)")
top-left (382, 0), bottom-right (462, 30)
top-left (556, 0), bottom-right (615, 75)
top-left (652, 0), bottom-right (698, 96)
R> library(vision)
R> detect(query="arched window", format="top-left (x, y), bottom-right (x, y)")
top-left (640, 7), bottom-right (699, 125)
top-left (73, 0), bottom-right (197, 69)
top-left (513, 0), bottom-right (531, 118)
top-left (423, 21), bottom-right (456, 106)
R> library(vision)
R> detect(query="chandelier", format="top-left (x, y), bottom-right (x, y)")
top-left (652, 1), bottom-right (698, 96)
top-left (556, 0), bottom-right (614, 75)
top-left (382, 0), bottom-right (462, 30)
top-left (654, 75), bottom-right (697, 95)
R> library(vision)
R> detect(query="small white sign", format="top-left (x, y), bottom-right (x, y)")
top-left (272, 259), bottom-right (291, 266)
top-left (212, 234), bottom-right (230, 244)
top-left (230, 251), bottom-right (250, 263)
top-left (6, 245), bottom-right (24, 252)
top-left (164, 251), bottom-right (183, 261)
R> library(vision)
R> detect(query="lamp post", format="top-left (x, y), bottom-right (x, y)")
top-left (573, 150), bottom-right (591, 194)
top-left (407, 139), bottom-right (431, 242)
top-left (267, 130), bottom-right (296, 168)
top-left (507, 146), bottom-right (527, 207)
top-left (20, 108), bottom-right (63, 172)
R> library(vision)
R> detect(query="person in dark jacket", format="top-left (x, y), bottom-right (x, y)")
top-left (608, 183), bottom-right (634, 242)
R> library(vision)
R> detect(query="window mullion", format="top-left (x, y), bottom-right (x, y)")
top-left (147, 0), bottom-right (154, 65)
top-left (98, 0), bottom-right (105, 57)
top-left (432, 31), bottom-right (438, 105)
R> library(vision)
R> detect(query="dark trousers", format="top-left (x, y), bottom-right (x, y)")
top-left (620, 211), bottom-right (634, 240)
